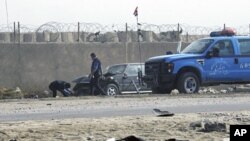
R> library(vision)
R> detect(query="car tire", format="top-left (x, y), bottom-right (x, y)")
top-left (177, 72), bottom-right (200, 94)
top-left (106, 84), bottom-right (119, 96)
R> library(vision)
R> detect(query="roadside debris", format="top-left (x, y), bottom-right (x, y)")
top-left (115, 135), bottom-right (145, 141)
top-left (153, 108), bottom-right (174, 117)
top-left (189, 120), bottom-right (226, 132)
top-left (109, 135), bottom-right (189, 141)
top-left (0, 87), bottom-right (23, 99)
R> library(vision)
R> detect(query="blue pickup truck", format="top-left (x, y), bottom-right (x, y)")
top-left (144, 33), bottom-right (250, 94)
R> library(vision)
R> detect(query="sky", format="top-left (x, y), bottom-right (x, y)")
top-left (0, 0), bottom-right (250, 27)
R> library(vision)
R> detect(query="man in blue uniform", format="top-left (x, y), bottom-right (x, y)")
top-left (89, 53), bottom-right (106, 95)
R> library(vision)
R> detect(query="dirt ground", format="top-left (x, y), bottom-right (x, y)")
top-left (1, 94), bottom-right (250, 141)
top-left (1, 111), bottom-right (250, 141)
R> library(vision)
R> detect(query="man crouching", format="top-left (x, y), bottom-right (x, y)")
top-left (49, 80), bottom-right (73, 97)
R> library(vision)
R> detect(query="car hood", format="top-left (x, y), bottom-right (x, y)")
top-left (72, 75), bottom-right (90, 84)
top-left (103, 72), bottom-right (116, 77)
top-left (72, 73), bottom-right (116, 84)
top-left (146, 53), bottom-right (202, 63)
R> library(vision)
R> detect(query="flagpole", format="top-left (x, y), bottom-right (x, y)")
top-left (136, 14), bottom-right (142, 67)
top-left (135, 6), bottom-right (143, 86)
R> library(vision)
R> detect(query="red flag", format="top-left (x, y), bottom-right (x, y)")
top-left (133, 6), bottom-right (138, 16)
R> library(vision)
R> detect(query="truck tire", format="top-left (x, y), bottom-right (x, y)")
top-left (106, 84), bottom-right (119, 96)
top-left (177, 72), bottom-right (200, 94)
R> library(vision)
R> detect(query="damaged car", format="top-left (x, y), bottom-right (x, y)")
top-left (72, 63), bottom-right (151, 96)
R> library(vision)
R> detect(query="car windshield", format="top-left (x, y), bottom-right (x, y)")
top-left (181, 39), bottom-right (214, 54)
top-left (106, 65), bottom-right (126, 74)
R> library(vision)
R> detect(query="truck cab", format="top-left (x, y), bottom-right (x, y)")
top-left (144, 33), bottom-right (250, 94)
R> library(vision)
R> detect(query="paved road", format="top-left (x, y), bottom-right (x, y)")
top-left (1, 94), bottom-right (250, 121)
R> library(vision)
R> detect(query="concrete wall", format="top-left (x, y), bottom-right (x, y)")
top-left (0, 31), bottom-right (202, 43)
top-left (0, 42), bottom-right (188, 91)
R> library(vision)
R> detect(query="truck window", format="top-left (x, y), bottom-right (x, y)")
top-left (181, 39), bottom-right (214, 54)
top-left (211, 40), bottom-right (234, 56)
top-left (238, 39), bottom-right (250, 55)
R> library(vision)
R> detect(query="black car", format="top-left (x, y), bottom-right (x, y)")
top-left (72, 63), bottom-right (151, 96)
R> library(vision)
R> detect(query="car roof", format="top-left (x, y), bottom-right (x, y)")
top-left (110, 63), bottom-right (144, 66)
top-left (203, 36), bottom-right (250, 40)
top-left (107, 63), bottom-right (144, 68)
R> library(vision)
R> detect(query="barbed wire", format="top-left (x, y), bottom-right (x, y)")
top-left (0, 22), bottom-right (249, 35)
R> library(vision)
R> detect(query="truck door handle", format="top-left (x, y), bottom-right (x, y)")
top-left (234, 58), bottom-right (238, 64)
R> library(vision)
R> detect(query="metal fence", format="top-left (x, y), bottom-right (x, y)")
top-left (0, 22), bottom-right (250, 43)
top-left (1, 22), bottom-right (249, 35)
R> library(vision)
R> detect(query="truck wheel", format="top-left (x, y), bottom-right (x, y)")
top-left (106, 84), bottom-right (119, 96)
top-left (177, 72), bottom-right (200, 94)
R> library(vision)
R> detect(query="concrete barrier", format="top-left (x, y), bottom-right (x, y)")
top-left (126, 31), bottom-right (138, 42)
top-left (0, 32), bottom-right (10, 43)
top-left (36, 32), bottom-right (50, 42)
top-left (10, 33), bottom-right (23, 43)
top-left (103, 32), bottom-right (119, 42)
top-left (61, 32), bottom-right (74, 43)
top-left (50, 32), bottom-right (61, 42)
top-left (23, 33), bottom-right (36, 42)
top-left (117, 31), bottom-right (128, 42)
top-left (0, 42), bottom-right (187, 92)
top-left (79, 32), bottom-right (88, 42)
top-left (142, 31), bottom-right (153, 42)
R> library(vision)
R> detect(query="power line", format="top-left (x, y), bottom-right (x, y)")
top-left (5, 0), bottom-right (10, 30)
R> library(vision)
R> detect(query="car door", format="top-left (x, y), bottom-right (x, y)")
top-left (237, 39), bottom-right (250, 81)
top-left (122, 64), bottom-right (142, 91)
top-left (204, 40), bottom-right (238, 82)
top-left (106, 64), bottom-right (126, 91)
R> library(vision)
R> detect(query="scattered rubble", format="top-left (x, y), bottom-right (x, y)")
top-left (0, 87), bottom-right (53, 99)
top-left (0, 87), bottom-right (23, 99)
top-left (189, 121), bottom-right (202, 130)
top-left (189, 120), bottom-right (226, 132)
top-left (1, 84), bottom-right (250, 99)
top-left (170, 85), bottom-right (245, 95)
top-left (202, 120), bottom-right (226, 132)
top-left (113, 135), bottom-right (189, 141)
top-left (171, 89), bottom-right (179, 95)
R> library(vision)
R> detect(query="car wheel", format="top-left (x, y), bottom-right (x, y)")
top-left (106, 84), bottom-right (119, 96)
top-left (177, 72), bottom-right (200, 94)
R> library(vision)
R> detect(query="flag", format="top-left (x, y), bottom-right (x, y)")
top-left (133, 6), bottom-right (138, 16)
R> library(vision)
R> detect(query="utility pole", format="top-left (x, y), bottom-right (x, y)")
top-left (14, 22), bottom-right (16, 43)
top-left (5, 0), bottom-right (10, 30)
top-left (78, 22), bottom-right (80, 42)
